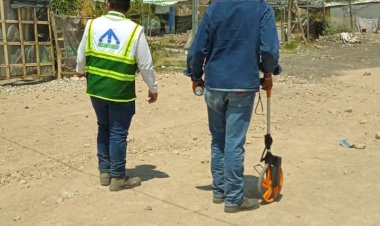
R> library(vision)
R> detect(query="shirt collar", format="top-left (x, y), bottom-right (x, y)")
top-left (107, 11), bottom-right (126, 18)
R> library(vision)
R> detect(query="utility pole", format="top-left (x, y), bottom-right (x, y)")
top-left (192, 0), bottom-right (199, 40)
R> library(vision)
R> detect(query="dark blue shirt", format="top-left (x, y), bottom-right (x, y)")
top-left (186, 0), bottom-right (280, 91)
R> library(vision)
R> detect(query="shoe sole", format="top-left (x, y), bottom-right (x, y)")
top-left (109, 179), bottom-right (142, 191)
top-left (100, 181), bottom-right (111, 186)
top-left (213, 198), bottom-right (224, 204)
top-left (224, 202), bottom-right (260, 213)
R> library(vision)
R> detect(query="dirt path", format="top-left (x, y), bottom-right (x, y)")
top-left (1, 41), bottom-right (380, 225)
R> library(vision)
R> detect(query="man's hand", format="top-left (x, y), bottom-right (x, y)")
top-left (261, 73), bottom-right (273, 91)
top-left (192, 80), bottom-right (204, 93)
top-left (148, 91), bottom-right (158, 104)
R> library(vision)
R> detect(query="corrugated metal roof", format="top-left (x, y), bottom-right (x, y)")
top-left (267, 0), bottom-right (380, 8)
top-left (325, 0), bottom-right (380, 6)
top-left (131, 0), bottom-right (189, 6)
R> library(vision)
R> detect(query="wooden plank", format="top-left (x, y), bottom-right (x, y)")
top-left (50, 12), bottom-right (62, 79)
top-left (3, 20), bottom-right (50, 25)
top-left (61, 71), bottom-right (77, 75)
top-left (0, 0), bottom-right (10, 79)
top-left (19, 21), bottom-right (34, 24)
top-left (61, 56), bottom-right (77, 59)
top-left (33, 8), bottom-right (41, 77)
top-left (47, 9), bottom-right (56, 78)
top-left (3, 20), bottom-right (19, 23)
top-left (1, 20), bottom-right (49, 24)
top-left (17, 8), bottom-right (27, 77)
top-left (7, 41), bottom-right (52, 46)
top-left (3, 63), bottom-right (53, 67)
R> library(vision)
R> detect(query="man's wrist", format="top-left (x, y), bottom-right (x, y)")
top-left (264, 73), bottom-right (272, 78)
top-left (191, 75), bottom-right (203, 82)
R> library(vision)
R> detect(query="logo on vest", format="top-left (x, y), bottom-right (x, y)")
top-left (98, 29), bottom-right (120, 49)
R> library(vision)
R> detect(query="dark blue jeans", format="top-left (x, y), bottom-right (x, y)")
top-left (90, 97), bottom-right (135, 179)
top-left (204, 88), bottom-right (256, 206)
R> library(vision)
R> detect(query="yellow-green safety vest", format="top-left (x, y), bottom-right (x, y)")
top-left (85, 13), bottom-right (141, 102)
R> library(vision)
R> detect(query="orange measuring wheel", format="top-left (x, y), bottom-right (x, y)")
top-left (258, 163), bottom-right (283, 203)
top-left (254, 89), bottom-right (283, 204)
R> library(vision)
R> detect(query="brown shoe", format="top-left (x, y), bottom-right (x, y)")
top-left (224, 197), bottom-right (260, 213)
top-left (109, 177), bottom-right (142, 191)
top-left (100, 173), bottom-right (111, 186)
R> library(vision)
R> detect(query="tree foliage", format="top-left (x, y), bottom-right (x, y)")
top-left (50, 0), bottom-right (83, 15)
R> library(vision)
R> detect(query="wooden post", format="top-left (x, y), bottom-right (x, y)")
top-left (17, 8), bottom-right (27, 77)
top-left (348, 0), bottom-right (353, 31)
top-left (306, 0), bottom-right (310, 39)
top-left (33, 8), bottom-right (41, 78)
top-left (287, 0), bottom-right (292, 43)
top-left (294, 0), bottom-right (307, 44)
top-left (50, 12), bottom-right (62, 79)
top-left (192, 0), bottom-right (199, 40)
top-left (47, 9), bottom-right (56, 78)
top-left (0, 0), bottom-right (10, 79)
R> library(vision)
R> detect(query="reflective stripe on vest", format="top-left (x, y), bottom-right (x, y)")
top-left (85, 18), bottom-right (140, 102)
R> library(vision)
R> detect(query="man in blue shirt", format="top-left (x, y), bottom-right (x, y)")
top-left (185, 0), bottom-right (280, 213)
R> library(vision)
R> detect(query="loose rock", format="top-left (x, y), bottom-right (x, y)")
top-left (144, 206), bottom-right (153, 211)
top-left (353, 143), bottom-right (366, 149)
top-left (345, 108), bottom-right (353, 113)
top-left (362, 72), bottom-right (371, 76)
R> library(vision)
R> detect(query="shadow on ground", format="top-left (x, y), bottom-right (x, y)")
top-left (127, 164), bottom-right (169, 182)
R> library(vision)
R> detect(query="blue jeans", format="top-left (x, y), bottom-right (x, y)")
top-left (90, 97), bottom-right (135, 179)
top-left (204, 88), bottom-right (256, 207)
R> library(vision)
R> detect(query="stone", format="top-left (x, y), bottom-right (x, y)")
top-left (353, 143), bottom-right (366, 149)
top-left (144, 206), bottom-right (153, 211)
top-left (362, 72), bottom-right (371, 76)
top-left (375, 132), bottom-right (380, 139)
top-left (13, 216), bottom-right (21, 222)
top-left (345, 108), bottom-right (353, 113)
top-left (360, 120), bottom-right (368, 124)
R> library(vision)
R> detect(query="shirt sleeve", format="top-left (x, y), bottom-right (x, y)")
top-left (260, 4), bottom-right (281, 74)
top-left (135, 28), bottom-right (158, 93)
top-left (185, 9), bottom-right (210, 81)
top-left (76, 20), bottom-right (91, 74)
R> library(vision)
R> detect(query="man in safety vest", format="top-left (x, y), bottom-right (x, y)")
top-left (76, 0), bottom-right (158, 191)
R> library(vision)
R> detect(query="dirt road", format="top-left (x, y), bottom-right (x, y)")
top-left (1, 35), bottom-right (380, 226)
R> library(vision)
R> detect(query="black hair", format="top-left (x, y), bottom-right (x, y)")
top-left (108, 0), bottom-right (131, 13)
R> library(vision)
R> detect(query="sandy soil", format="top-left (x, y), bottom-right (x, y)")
top-left (0, 34), bottom-right (380, 226)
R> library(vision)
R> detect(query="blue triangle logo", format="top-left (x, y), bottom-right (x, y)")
top-left (98, 29), bottom-right (120, 49)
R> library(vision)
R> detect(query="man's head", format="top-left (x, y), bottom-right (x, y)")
top-left (106, 0), bottom-right (131, 13)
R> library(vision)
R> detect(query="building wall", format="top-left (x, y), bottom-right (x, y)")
top-left (330, 2), bottom-right (380, 31)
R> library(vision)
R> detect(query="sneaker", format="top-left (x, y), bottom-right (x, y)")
top-left (109, 177), bottom-right (142, 191)
top-left (100, 173), bottom-right (111, 186)
top-left (213, 196), bottom-right (224, 204)
top-left (224, 197), bottom-right (260, 213)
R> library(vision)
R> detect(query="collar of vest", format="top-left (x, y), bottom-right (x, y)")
top-left (107, 11), bottom-right (126, 18)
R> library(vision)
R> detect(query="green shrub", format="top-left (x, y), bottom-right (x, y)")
top-left (283, 41), bottom-right (298, 51)
top-left (50, 0), bottom-right (83, 15)
top-left (321, 17), bottom-right (350, 35)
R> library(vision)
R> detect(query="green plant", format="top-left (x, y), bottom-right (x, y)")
top-left (50, 0), bottom-right (83, 15)
top-left (321, 16), bottom-right (349, 35)
top-left (282, 41), bottom-right (298, 51)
